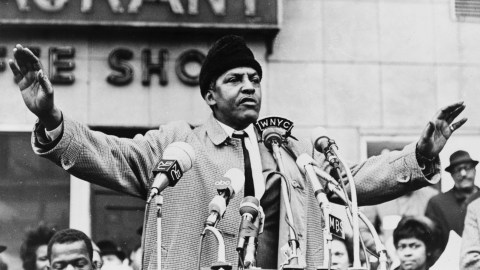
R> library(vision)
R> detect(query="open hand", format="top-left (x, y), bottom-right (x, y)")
top-left (9, 44), bottom-right (61, 129)
top-left (417, 101), bottom-right (468, 159)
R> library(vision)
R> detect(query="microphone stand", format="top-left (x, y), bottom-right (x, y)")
top-left (296, 155), bottom-right (333, 270)
top-left (324, 144), bottom-right (364, 270)
top-left (198, 195), bottom-right (232, 270)
top-left (269, 139), bottom-right (303, 269)
top-left (147, 191), bottom-right (164, 270)
top-left (156, 194), bottom-right (163, 270)
top-left (199, 226), bottom-right (232, 270)
top-left (243, 212), bottom-right (262, 269)
top-left (318, 168), bottom-right (387, 270)
top-left (357, 212), bottom-right (389, 270)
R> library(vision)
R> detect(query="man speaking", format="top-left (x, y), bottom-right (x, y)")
top-left (9, 35), bottom-right (466, 269)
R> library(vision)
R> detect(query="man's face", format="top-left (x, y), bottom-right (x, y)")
top-left (396, 238), bottom-right (428, 270)
top-left (50, 241), bottom-right (93, 270)
top-left (35, 244), bottom-right (49, 270)
top-left (450, 162), bottom-right (476, 192)
top-left (206, 67), bottom-right (261, 130)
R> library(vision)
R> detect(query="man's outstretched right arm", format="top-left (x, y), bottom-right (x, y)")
top-left (8, 44), bottom-right (164, 199)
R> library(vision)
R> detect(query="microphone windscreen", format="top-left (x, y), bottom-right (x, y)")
top-left (261, 127), bottom-right (283, 142)
top-left (311, 127), bottom-right (329, 145)
top-left (261, 127), bottom-right (283, 150)
top-left (239, 196), bottom-right (259, 218)
top-left (224, 168), bottom-right (245, 195)
top-left (162, 142), bottom-right (195, 172)
top-left (208, 195), bottom-right (227, 216)
top-left (311, 127), bottom-right (333, 153)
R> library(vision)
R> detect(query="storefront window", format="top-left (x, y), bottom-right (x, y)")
top-left (0, 132), bottom-right (70, 270)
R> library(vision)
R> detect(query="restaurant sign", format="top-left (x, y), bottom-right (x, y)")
top-left (0, 0), bottom-right (280, 30)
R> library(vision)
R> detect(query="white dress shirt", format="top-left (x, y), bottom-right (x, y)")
top-left (216, 120), bottom-right (265, 200)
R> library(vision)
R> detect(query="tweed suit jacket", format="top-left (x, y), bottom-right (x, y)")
top-left (32, 114), bottom-right (440, 270)
top-left (461, 198), bottom-right (480, 269)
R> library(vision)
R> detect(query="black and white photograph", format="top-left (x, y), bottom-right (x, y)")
top-left (0, 1), bottom-right (479, 270)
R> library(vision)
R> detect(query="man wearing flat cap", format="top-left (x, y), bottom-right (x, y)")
top-left (9, 35), bottom-right (467, 269)
top-left (426, 150), bottom-right (480, 249)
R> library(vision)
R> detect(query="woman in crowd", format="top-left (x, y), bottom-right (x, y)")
top-left (20, 225), bottom-right (55, 270)
top-left (331, 234), bottom-right (353, 270)
top-left (393, 216), bottom-right (442, 270)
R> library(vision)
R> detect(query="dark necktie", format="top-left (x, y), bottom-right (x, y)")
top-left (232, 131), bottom-right (255, 197)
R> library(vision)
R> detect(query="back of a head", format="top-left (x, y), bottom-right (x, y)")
top-left (47, 229), bottom-right (93, 262)
top-left (96, 240), bottom-right (126, 262)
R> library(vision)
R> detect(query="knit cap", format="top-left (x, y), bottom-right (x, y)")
top-left (199, 35), bottom-right (262, 98)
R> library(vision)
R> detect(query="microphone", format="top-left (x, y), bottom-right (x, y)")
top-left (261, 127), bottom-right (284, 150)
top-left (297, 153), bottom-right (337, 268)
top-left (148, 142), bottom-right (195, 202)
top-left (244, 206), bottom-right (264, 268)
top-left (311, 127), bottom-right (339, 166)
top-left (312, 128), bottom-right (363, 269)
top-left (205, 168), bottom-right (245, 227)
top-left (296, 154), bottom-right (326, 201)
top-left (236, 196), bottom-right (260, 252)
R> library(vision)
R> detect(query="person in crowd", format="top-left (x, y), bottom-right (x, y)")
top-left (362, 186), bottom-right (439, 265)
top-left (393, 216), bottom-right (442, 270)
top-left (47, 229), bottom-right (95, 270)
top-left (0, 245), bottom-right (8, 270)
top-left (425, 150), bottom-right (480, 247)
top-left (91, 241), bottom-right (103, 270)
top-left (129, 244), bottom-right (142, 270)
top-left (20, 225), bottom-right (56, 270)
top-left (460, 197), bottom-right (480, 269)
top-left (96, 240), bottom-right (129, 270)
top-left (129, 227), bottom-right (142, 270)
top-left (330, 235), bottom-right (353, 270)
top-left (8, 35), bottom-right (467, 269)
top-left (0, 258), bottom-right (7, 270)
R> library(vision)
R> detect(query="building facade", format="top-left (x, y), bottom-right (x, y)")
top-left (0, 0), bottom-right (479, 269)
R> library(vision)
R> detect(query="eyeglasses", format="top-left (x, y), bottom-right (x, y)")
top-left (451, 163), bottom-right (476, 175)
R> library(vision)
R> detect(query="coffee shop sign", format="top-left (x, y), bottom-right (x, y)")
top-left (0, 46), bottom-right (206, 87)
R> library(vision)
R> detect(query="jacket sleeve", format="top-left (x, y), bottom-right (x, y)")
top-left (288, 138), bottom-right (440, 206)
top-left (31, 116), bottom-right (190, 199)
top-left (461, 200), bottom-right (480, 270)
top-left (346, 142), bottom-right (441, 205)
